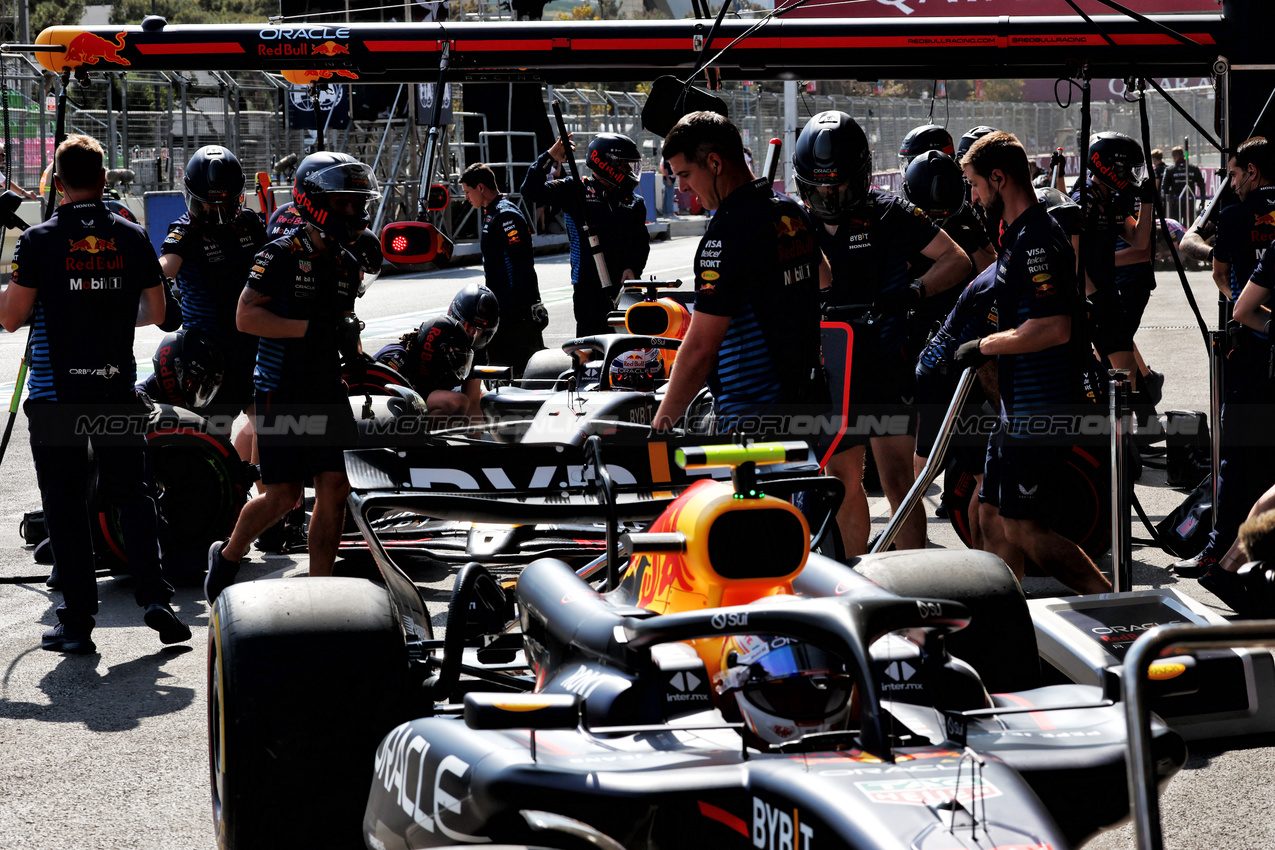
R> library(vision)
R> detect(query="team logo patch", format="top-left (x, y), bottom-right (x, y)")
top-left (251, 264), bottom-right (266, 275)
top-left (1255, 210), bottom-right (1275, 228)
top-left (299, 260), bottom-right (312, 273)
top-left (167, 231), bottom-right (183, 243)
top-left (68, 236), bottom-right (115, 254)
top-left (774, 215), bottom-right (806, 238)
top-left (701, 270), bottom-right (720, 281)
top-left (1036, 283), bottom-right (1055, 298)
top-left (1032, 272), bottom-right (1052, 283)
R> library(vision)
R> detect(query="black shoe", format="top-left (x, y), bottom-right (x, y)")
top-left (144, 602), bottom-right (192, 644)
top-left (41, 623), bottom-right (96, 655)
top-left (1172, 552), bottom-right (1218, 578)
top-left (205, 541), bottom-right (240, 605)
top-left (1199, 567), bottom-right (1257, 617)
top-left (45, 560), bottom-right (60, 590)
top-left (1144, 369), bottom-right (1165, 408)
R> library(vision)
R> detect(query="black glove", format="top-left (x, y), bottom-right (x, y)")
top-left (952, 338), bottom-right (991, 370)
top-left (530, 301), bottom-right (549, 330)
top-left (1137, 179), bottom-right (1159, 204)
top-left (1049, 149), bottom-right (1066, 170)
top-left (338, 313), bottom-right (365, 361)
top-left (157, 278), bottom-right (183, 332)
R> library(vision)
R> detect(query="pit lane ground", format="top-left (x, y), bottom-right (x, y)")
top-left (0, 235), bottom-right (1269, 849)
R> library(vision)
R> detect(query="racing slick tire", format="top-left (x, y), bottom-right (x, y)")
top-left (522, 348), bottom-right (573, 390)
top-left (90, 404), bottom-right (248, 586)
top-left (208, 577), bottom-right (416, 850)
top-left (856, 550), bottom-right (1040, 694)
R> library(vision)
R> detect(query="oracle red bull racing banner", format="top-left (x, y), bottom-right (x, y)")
top-left (33, 15), bottom-right (1226, 83)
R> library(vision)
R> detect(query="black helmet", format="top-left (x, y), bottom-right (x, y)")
top-left (1036, 187), bottom-right (1083, 236)
top-left (793, 111), bottom-right (871, 224)
top-left (413, 315), bottom-right (475, 385)
top-left (898, 124), bottom-right (954, 170)
top-left (292, 151), bottom-right (381, 243)
top-left (152, 328), bottom-right (226, 410)
top-left (586, 133), bottom-right (642, 192)
top-left (1087, 132), bottom-right (1147, 193)
top-left (955, 126), bottom-right (1000, 162)
top-left (183, 145), bottom-right (244, 226)
top-left (902, 151), bottom-right (966, 222)
top-left (447, 283), bottom-right (500, 349)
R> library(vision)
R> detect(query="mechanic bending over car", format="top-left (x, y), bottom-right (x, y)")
top-left (521, 132), bottom-right (650, 336)
top-left (651, 110), bottom-right (828, 440)
top-left (205, 151), bottom-right (377, 604)
top-left (373, 284), bottom-right (497, 427)
top-left (159, 145), bottom-right (267, 463)
top-left (953, 131), bottom-right (1111, 595)
top-left (1173, 137), bottom-right (1275, 586)
top-left (796, 111), bottom-right (971, 557)
top-left (0, 134), bottom-right (191, 653)
top-left (461, 163), bottom-right (548, 378)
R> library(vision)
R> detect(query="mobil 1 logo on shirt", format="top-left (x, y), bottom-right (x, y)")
top-left (69, 277), bottom-right (123, 291)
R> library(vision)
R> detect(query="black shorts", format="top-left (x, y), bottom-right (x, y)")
top-left (979, 427), bottom-right (1069, 520)
top-left (914, 368), bottom-right (992, 468)
top-left (1088, 275), bottom-right (1153, 356)
top-left (254, 387), bottom-right (358, 485)
top-left (833, 354), bottom-right (917, 451)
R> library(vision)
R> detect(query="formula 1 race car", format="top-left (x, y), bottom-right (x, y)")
top-left (208, 441), bottom-right (1190, 850)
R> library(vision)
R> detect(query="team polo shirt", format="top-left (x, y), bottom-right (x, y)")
top-left (13, 201), bottom-right (161, 402)
top-left (1072, 180), bottom-right (1135, 293)
top-left (160, 209), bottom-right (265, 352)
top-left (818, 186), bottom-right (940, 362)
top-left (246, 228), bottom-right (360, 394)
top-left (993, 202), bottom-right (1084, 437)
top-left (692, 178), bottom-right (822, 424)
top-left (916, 264), bottom-right (999, 375)
top-left (480, 197), bottom-right (541, 315)
top-left (1215, 184), bottom-right (1275, 301)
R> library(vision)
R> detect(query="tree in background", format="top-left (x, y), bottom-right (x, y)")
top-left (31, 0), bottom-right (87, 32)
top-left (110, 0), bottom-right (273, 25)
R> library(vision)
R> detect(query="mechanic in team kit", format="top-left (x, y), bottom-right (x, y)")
top-left (461, 163), bottom-right (548, 376)
top-left (954, 130), bottom-right (1111, 595)
top-left (205, 151), bottom-right (377, 603)
top-left (374, 284), bottom-right (497, 425)
top-left (956, 125), bottom-right (1002, 250)
top-left (1070, 132), bottom-right (1156, 395)
top-left (159, 145), bottom-right (266, 459)
top-left (0, 134), bottom-right (191, 653)
top-left (651, 111), bottom-right (825, 438)
top-left (520, 132), bottom-right (649, 336)
top-left (795, 110), bottom-right (971, 557)
top-left (1172, 137), bottom-right (1275, 583)
top-left (898, 123), bottom-right (955, 171)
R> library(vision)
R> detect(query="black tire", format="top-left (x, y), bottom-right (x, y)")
top-left (92, 405), bottom-right (247, 585)
top-left (522, 348), bottom-right (573, 390)
top-left (855, 549), bottom-right (1041, 694)
top-left (209, 577), bottom-right (418, 850)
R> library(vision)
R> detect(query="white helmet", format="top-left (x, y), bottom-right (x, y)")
top-left (714, 633), bottom-right (852, 747)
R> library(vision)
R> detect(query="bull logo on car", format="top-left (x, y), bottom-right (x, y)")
top-left (62, 32), bottom-right (130, 68)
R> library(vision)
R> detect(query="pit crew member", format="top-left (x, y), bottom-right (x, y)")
top-left (0, 134), bottom-right (191, 653)
top-left (897, 123), bottom-right (955, 171)
top-left (957, 130), bottom-right (1110, 594)
top-left (520, 133), bottom-right (649, 336)
top-left (652, 110), bottom-right (826, 439)
top-left (159, 145), bottom-right (266, 458)
top-left (796, 110), bottom-right (971, 556)
top-left (461, 163), bottom-right (546, 376)
top-left (206, 151), bottom-right (375, 603)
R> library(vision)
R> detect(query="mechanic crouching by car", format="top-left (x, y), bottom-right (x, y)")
top-left (955, 131), bottom-right (1111, 595)
top-left (374, 284), bottom-right (497, 428)
top-left (461, 163), bottom-right (547, 377)
top-left (795, 111), bottom-right (971, 557)
top-left (652, 111), bottom-right (826, 442)
top-left (205, 152), bottom-right (376, 603)
top-left (520, 132), bottom-right (650, 336)
top-left (0, 134), bottom-right (191, 653)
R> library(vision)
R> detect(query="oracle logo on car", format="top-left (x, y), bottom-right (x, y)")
top-left (259, 26), bottom-right (351, 39)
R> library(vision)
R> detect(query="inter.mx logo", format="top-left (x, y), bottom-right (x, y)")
top-left (881, 660), bottom-right (923, 692)
top-left (856, 776), bottom-right (1002, 806)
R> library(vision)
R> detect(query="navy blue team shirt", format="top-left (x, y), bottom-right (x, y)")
top-left (245, 227), bottom-right (361, 394)
top-left (480, 197), bottom-right (541, 315)
top-left (692, 178), bottom-right (823, 426)
top-left (14, 200), bottom-right (162, 402)
top-left (993, 202), bottom-right (1083, 438)
top-left (1215, 184), bottom-right (1275, 341)
top-left (916, 263), bottom-right (999, 375)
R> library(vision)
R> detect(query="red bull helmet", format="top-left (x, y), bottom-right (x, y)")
top-left (608, 347), bottom-right (664, 391)
top-left (586, 133), bottom-right (643, 193)
top-left (183, 145), bottom-right (245, 227)
top-left (1087, 132), bottom-right (1148, 194)
top-left (152, 328), bottom-right (226, 410)
top-left (293, 151), bottom-right (381, 244)
top-left (715, 631), bottom-right (853, 748)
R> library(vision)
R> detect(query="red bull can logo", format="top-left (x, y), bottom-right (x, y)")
top-left (68, 235), bottom-right (116, 253)
top-left (62, 32), bottom-right (130, 68)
